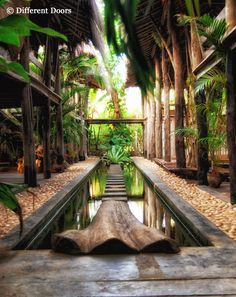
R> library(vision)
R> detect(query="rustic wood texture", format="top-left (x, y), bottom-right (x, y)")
top-left (52, 200), bottom-right (180, 254)
top-left (20, 37), bottom-right (37, 187)
top-left (52, 164), bottom-right (179, 255)
top-left (0, 247), bottom-right (236, 296)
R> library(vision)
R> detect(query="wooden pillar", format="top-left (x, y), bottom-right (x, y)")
top-left (154, 58), bottom-right (163, 159)
top-left (190, 21), bottom-right (209, 185)
top-left (226, 0), bottom-right (236, 31)
top-left (142, 95), bottom-right (148, 158)
top-left (167, 0), bottom-right (186, 168)
top-left (148, 91), bottom-right (156, 159)
top-left (55, 50), bottom-right (64, 165)
top-left (226, 49), bottom-right (236, 204)
top-left (79, 96), bottom-right (88, 161)
top-left (20, 37), bottom-right (37, 187)
top-left (164, 89), bottom-right (171, 162)
top-left (162, 48), bottom-right (171, 162)
top-left (43, 37), bottom-right (52, 179)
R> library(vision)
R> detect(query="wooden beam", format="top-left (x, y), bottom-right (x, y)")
top-left (85, 118), bottom-right (146, 125)
top-left (20, 38), bottom-right (37, 187)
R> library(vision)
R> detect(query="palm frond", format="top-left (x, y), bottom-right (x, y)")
top-left (195, 68), bottom-right (226, 95)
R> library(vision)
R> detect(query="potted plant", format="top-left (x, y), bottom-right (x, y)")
top-left (201, 133), bottom-right (226, 188)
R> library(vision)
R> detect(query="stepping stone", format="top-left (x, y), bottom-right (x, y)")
top-left (106, 179), bottom-right (124, 182)
top-left (105, 188), bottom-right (126, 192)
top-left (102, 197), bottom-right (127, 202)
top-left (106, 185), bottom-right (125, 189)
top-left (103, 192), bottom-right (127, 197)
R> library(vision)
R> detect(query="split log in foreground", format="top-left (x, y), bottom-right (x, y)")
top-left (52, 200), bottom-right (180, 254)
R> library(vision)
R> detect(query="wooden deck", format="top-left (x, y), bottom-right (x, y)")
top-left (0, 247), bottom-right (236, 296)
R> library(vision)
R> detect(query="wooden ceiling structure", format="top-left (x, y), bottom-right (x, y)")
top-left (126, 0), bottom-right (225, 87)
top-left (0, 0), bottom-right (103, 186)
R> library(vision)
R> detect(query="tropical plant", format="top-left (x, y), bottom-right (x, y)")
top-left (102, 145), bottom-right (132, 165)
top-left (103, 0), bottom-right (154, 93)
top-left (0, 182), bottom-right (24, 235)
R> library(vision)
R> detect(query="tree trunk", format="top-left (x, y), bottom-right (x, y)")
top-left (172, 37), bottom-right (186, 168)
top-left (155, 58), bottom-right (163, 159)
top-left (226, 0), bottom-right (236, 31)
top-left (20, 37), bottom-right (37, 187)
top-left (162, 48), bottom-right (171, 162)
top-left (190, 21), bottom-right (209, 184)
top-left (111, 90), bottom-right (121, 119)
top-left (226, 49), bottom-right (236, 204)
top-left (52, 200), bottom-right (180, 254)
top-left (168, 1), bottom-right (186, 168)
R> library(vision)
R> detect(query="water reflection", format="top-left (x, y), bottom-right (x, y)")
top-left (37, 164), bottom-right (200, 249)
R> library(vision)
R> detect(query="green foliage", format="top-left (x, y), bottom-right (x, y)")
top-left (195, 68), bottom-right (226, 95)
top-left (0, 15), bottom-right (67, 46)
top-left (0, 182), bottom-right (24, 235)
top-left (103, 0), bottom-right (154, 94)
top-left (0, 56), bottom-right (30, 81)
top-left (185, 0), bottom-right (211, 17)
top-left (175, 127), bottom-right (198, 139)
top-left (0, 0), bottom-right (67, 80)
top-left (197, 15), bottom-right (227, 52)
top-left (102, 145), bottom-right (132, 165)
top-left (123, 163), bottom-right (144, 196)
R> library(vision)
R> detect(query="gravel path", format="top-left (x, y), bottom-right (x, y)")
top-left (140, 158), bottom-right (236, 241)
top-left (0, 158), bottom-right (98, 238)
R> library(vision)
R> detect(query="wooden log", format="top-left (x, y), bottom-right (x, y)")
top-left (226, 49), bottom-right (236, 204)
top-left (190, 21), bottom-right (209, 185)
top-left (154, 57), bottom-right (163, 159)
top-left (226, 0), bottom-right (236, 31)
top-left (52, 200), bottom-right (180, 254)
top-left (43, 36), bottom-right (52, 179)
top-left (162, 48), bottom-right (171, 162)
top-left (20, 37), bottom-right (37, 187)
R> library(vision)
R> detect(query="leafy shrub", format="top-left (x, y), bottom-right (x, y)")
top-left (102, 145), bottom-right (132, 165)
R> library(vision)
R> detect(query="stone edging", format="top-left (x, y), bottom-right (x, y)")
top-left (0, 159), bottom-right (101, 250)
top-left (133, 158), bottom-right (236, 248)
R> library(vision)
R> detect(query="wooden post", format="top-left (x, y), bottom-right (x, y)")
top-left (226, 49), bottom-right (236, 204)
top-left (154, 58), bottom-right (163, 159)
top-left (226, 0), bottom-right (236, 31)
top-left (148, 91), bottom-right (156, 159)
top-left (190, 21), bottom-right (209, 185)
top-left (55, 46), bottom-right (64, 165)
top-left (79, 96), bottom-right (88, 161)
top-left (43, 36), bottom-right (52, 178)
top-left (20, 38), bottom-right (37, 187)
top-left (162, 48), bottom-right (171, 162)
top-left (142, 95), bottom-right (148, 158)
top-left (168, 1), bottom-right (186, 168)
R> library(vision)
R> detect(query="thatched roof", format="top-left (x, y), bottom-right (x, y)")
top-left (29, 0), bottom-right (103, 52)
top-left (126, 0), bottom-right (225, 87)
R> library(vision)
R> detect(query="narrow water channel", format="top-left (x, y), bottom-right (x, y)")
top-left (36, 163), bottom-right (201, 249)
